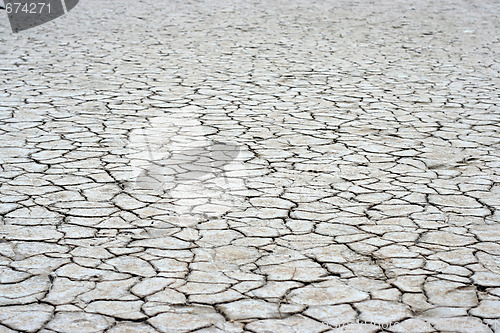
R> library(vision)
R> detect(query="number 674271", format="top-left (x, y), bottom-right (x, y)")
top-left (6, 2), bottom-right (51, 14)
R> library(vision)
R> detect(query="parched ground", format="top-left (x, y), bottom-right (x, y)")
top-left (0, 0), bottom-right (500, 332)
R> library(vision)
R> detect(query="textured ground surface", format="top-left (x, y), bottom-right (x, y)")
top-left (1, 0), bottom-right (500, 332)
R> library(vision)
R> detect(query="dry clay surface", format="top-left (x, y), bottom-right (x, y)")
top-left (0, 0), bottom-right (500, 332)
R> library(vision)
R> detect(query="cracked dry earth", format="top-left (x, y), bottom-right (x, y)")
top-left (0, 0), bottom-right (500, 332)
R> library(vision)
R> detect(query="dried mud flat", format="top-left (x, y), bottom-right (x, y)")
top-left (0, 0), bottom-right (499, 332)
